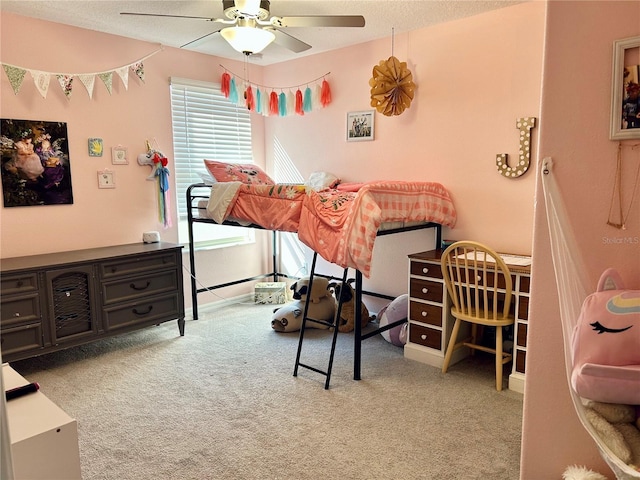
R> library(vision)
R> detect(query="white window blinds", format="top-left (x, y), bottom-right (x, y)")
top-left (170, 77), bottom-right (254, 247)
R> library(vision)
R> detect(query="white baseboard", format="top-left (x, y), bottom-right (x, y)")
top-left (185, 293), bottom-right (254, 320)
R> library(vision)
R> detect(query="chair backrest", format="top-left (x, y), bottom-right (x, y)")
top-left (441, 241), bottom-right (513, 321)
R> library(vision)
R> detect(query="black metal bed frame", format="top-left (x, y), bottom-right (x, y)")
top-left (186, 182), bottom-right (443, 387)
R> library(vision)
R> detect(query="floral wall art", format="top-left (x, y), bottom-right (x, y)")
top-left (1, 118), bottom-right (73, 207)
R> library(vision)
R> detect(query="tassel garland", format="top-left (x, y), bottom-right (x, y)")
top-left (295, 88), bottom-right (304, 115)
top-left (269, 91), bottom-right (279, 116)
top-left (220, 72), bottom-right (231, 97)
top-left (219, 66), bottom-right (332, 117)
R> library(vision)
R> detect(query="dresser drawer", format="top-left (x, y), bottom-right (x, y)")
top-left (0, 323), bottom-right (44, 358)
top-left (1, 273), bottom-right (38, 295)
top-left (102, 293), bottom-right (182, 331)
top-left (410, 261), bottom-right (442, 279)
top-left (100, 252), bottom-right (179, 279)
top-left (409, 323), bottom-right (442, 350)
top-left (409, 301), bottom-right (442, 327)
top-left (102, 270), bottom-right (179, 305)
top-left (1, 293), bottom-right (41, 327)
top-left (409, 278), bottom-right (443, 303)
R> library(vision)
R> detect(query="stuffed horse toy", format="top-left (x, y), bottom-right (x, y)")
top-left (138, 140), bottom-right (171, 227)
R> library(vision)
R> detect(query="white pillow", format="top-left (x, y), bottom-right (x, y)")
top-left (199, 171), bottom-right (217, 185)
top-left (305, 171), bottom-right (340, 191)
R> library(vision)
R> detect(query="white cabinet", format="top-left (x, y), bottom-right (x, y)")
top-left (3, 364), bottom-right (81, 479)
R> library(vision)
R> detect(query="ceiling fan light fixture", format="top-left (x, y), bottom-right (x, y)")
top-left (220, 26), bottom-right (275, 54)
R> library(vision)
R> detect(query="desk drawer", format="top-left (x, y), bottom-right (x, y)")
top-left (410, 261), bottom-right (442, 279)
top-left (102, 293), bottom-right (181, 331)
top-left (409, 301), bottom-right (442, 327)
top-left (102, 270), bottom-right (179, 305)
top-left (409, 279), bottom-right (443, 303)
top-left (100, 252), bottom-right (178, 279)
top-left (409, 323), bottom-right (442, 350)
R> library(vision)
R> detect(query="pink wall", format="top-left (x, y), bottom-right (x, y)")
top-left (521, 1), bottom-right (640, 478)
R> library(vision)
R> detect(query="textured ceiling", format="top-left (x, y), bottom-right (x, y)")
top-left (0, 1), bottom-right (525, 65)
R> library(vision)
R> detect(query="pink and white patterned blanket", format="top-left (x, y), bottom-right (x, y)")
top-left (206, 181), bottom-right (457, 277)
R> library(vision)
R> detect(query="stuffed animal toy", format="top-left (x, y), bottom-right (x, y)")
top-left (377, 294), bottom-right (409, 347)
top-left (329, 279), bottom-right (375, 333)
top-left (271, 277), bottom-right (336, 333)
top-left (571, 268), bottom-right (640, 405)
top-left (583, 400), bottom-right (640, 471)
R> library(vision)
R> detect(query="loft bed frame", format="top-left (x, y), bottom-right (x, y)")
top-left (186, 182), bottom-right (444, 386)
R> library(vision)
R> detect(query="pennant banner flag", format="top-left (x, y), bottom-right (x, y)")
top-left (3, 64), bottom-right (26, 95)
top-left (98, 72), bottom-right (113, 95)
top-left (0, 47), bottom-right (162, 100)
top-left (78, 74), bottom-right (96, 99)
top-left (219, 66), bottom-right (332, 118)
top-left (30, 70), bottom-right (51, 99)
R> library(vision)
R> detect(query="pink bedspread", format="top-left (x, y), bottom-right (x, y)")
top-left (298, 181), bottom-right (456, 277)
top-left (207, 181), bottom-right (456, 277)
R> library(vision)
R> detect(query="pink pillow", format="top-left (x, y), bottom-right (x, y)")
top-left (571, 268), bottom-right (640, 404)
top-left (204, 160), bottom-right (274, 185)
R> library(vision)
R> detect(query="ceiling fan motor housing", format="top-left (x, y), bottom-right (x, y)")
top-left (223, 0), bottom-right (270, 20)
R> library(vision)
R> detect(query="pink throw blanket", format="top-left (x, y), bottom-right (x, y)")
top-left (206, 181), bottom-right (457, 277)
top-left (298, 181), bottom-right (457, 277)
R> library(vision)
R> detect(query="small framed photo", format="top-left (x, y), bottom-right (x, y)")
top-left (610, 35), bottom-right (640, 140)
top-left (88, 137), bottom-right (103, 157)
top-left (97, 169), bottom-right (115, 189)
top-left (111, 146), bottom-right (128, 165)
top-left (347, 110), bottom-right (375, 142)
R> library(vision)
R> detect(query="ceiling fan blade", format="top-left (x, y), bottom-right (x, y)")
top-left (269, 29), bottom-right (311, 53)
top-left (270, 15), bottom-right (365, 28)
top-left (180, 30), bottom-right (222, 49)
top-left (120, 12), bottom-right (227, 23)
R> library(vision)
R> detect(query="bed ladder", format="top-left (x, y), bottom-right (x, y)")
top-left (293, 253), bottom-right (350, 390)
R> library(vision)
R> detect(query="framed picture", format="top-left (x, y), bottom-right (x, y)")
top-left (97, 169), bottom-right (115, 189)
top-left (347, 110), bottom-right (375, 142)
top-left (111, 146), bottom-right (128, 165)
top-left (0, 118), bottom-right (74, 207)
top-left (610, 35), bottom-right (640, 140)
top-left (88, 137), bottom-right (103, 157)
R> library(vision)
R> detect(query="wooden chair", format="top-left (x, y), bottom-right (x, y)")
top-left (440, 241), bottom-right (515, 391)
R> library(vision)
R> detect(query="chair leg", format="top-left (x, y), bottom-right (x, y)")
top-left (495, 326), bottom-right (503, 391)
top-left (442, 319), bottom-right (462, 374)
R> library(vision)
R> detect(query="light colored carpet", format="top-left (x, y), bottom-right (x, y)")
top-left (11, 302), bottom-right (523, 480)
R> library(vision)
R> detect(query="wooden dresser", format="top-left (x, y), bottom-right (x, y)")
top-left (0, 242), bottom-right (185, 363)
top-left (404, 249), bottom-right (531, 392)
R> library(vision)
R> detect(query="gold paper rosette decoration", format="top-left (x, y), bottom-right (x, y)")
top-left (369, 56), bottom-right (415, 116)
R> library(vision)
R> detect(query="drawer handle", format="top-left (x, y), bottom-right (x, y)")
top-left (422, 267), bottom-right (429, 274)
top-left (111, 267), bottom-right (118, 273)
top-left (130, 281), bottom-right (151, 291)
top-left (422, 287), bottom-right (429, 294)
top-left (421, 311), bottom-right (428, 317)
top-left (421, 334), bottom-right (427, 340)
top-left (16, 280), bottom-right (23, 288)
top-left (14, 312), bottom-right (20, 317)
top-left (132, 305), bottom-right (153, 316)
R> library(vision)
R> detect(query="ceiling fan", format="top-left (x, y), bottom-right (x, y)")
top-left (121, 0), bottom-right (366, 56)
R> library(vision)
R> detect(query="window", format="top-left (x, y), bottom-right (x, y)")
top-left (170, 77), bottom-right (255, 248)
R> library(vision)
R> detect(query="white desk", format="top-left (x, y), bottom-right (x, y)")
top-left (3, 364), bottom-right (82, 479)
